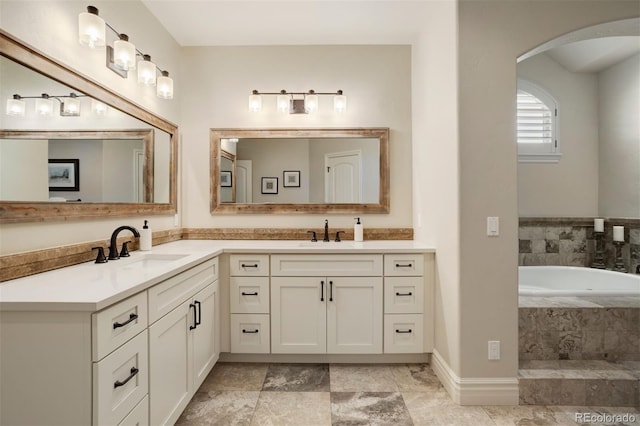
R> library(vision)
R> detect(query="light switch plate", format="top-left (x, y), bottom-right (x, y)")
top-left (487, 216), bottom-right (499, 236)
top-left (488, 340), bottom-right (500, 360)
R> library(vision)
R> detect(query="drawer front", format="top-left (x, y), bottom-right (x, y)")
top-left (93, 330), bottom-right (148, 426)
top-left (92, 291), bottom-right (148, 361)
top-left (230, 314), bottom-right (270, 353)
top-left (230, 277), bottom-right (270, 314)
top-left (118, 395), bottom-right (148, 426)
top-left (384, 314), bottom-right (424, 353)
top-left (384, 254), bottom-right (424, 276)
top-left (230, 255), bottom-right (270, 276)
top-left (271, 254), bottom-right (382, 277)
top-left (148, 258), bottom-right (217, 324)
top-left (384, 277), bottom-right (424, 314)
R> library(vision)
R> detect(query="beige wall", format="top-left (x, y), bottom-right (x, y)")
top-left (179, 45), bottom-right (413, 230)
top-left (0, 0), bottom-right (182, 255)
top-left (457, 0), bottom-right (639, 385)
top-left (598, 53), bottom-right (640, 218)
top-left (517, 53), bottom-right (599, 217)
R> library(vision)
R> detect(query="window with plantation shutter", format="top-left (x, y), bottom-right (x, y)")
top-left (517, 79), bottom-right (561, 163)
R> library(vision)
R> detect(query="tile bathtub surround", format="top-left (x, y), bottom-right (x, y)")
top-left (176, 362), bottom-right (640, 425)
top-left (519, 306), bottom-right (640, 361)
top-left (518, 218), bottom-right (640, 274)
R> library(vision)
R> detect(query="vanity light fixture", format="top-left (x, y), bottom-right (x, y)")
top-left (6, 95), bottom-right (26, 116)
top-left (35, 94), bottom-right (54, 116)
top-left (78, 5), bottom-right (106, 48)
top-left (249, 89), bottom-right (347, 114)
top-left (5, 93), bottom-right (91, 117)
top-left (78, 5), bottom-right (174, 99)
top-left (91, 99), bottom-right (108, 115)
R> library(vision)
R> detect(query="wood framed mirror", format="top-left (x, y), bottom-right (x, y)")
top-left (0, 30), bottom-right (177, 223)
top-left (210, 128), bottom-right (389, 214)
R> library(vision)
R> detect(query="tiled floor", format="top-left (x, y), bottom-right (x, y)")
top-left (176, 362), bottom-right (640, 425)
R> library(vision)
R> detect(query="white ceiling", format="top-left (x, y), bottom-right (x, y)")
top-left (546, 36), bottom-right (640, 73)
top-left (141, 0), bottom-right (432, 46)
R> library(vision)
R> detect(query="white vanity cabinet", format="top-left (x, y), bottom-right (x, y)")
top-left (383, 254), bottom-right (429, 353)
top-left (229, 254), bottom-right (270, 353)
top-left (270, 254), bottom-right (383, 354)
top-left (0, 255), bottom-right (219, 426)
top-left (148, 258), bottom-right (219, 426)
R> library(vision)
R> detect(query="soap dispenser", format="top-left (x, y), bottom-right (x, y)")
top-left (140, 220), bottom-right (152, 251)
top-left (354, 217), bottom-right (363, 242)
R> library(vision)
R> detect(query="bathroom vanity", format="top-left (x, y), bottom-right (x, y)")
top-left (0, 240), bottom-right (434, 425)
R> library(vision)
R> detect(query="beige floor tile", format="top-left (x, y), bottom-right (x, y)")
top-left (402, 390), bottom-right (497, 426)
top-left (249, 392), bottom-right (331, 426)
top-left (199, 362), bottom-right (268, 391)
top-left (482, 404), bottom-right (578, 425)
top-left (390, 364), bottom-right (443, 392)
top-left (176, 391), bottom-right (260, 426)
top-left (330, 364), bottom-right (398, 392)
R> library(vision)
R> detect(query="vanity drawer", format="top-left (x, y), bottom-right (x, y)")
top-left (92, 292), bottom-right (148, 361)
top-left (230, 277), bottom-right (270, 314)
top-left (93, 330), bottom-right (148, 426)
top-left (230, 314), bottom-right (270, 353)
top-left (384, 277), bottom-right (424, 314)
top-left (384, 254), bottom-right (424, 276)
top-left (118, 395), bottom-right (148, 426)
top-left (271, 254), bottom-right (382, 276)
top-left (148, 258), bottom-right (218, 324)
top-left (230, 255), bottom-right (270, 276)
top-left (384, 314), bottom-right (424, 353)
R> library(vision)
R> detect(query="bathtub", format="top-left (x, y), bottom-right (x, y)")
top-left (519, 266), bottom-right (640, 297)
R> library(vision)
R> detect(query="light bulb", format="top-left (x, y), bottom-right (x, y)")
top-left (6, 95), bottom-right (25, 116)
top-left (249, 91), bottom-right (262, 112)
top-left (157, 71), bottom-right (173, 99)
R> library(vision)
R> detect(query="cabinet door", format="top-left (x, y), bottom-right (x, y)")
top-left (327, 277), bottom-right (383, 354)
top-left (271, 277), bottom-right (326, 353)
top-left (192, 281), bottom-right (218, 390)
top-left (149, 300), bottom-right (192, 426)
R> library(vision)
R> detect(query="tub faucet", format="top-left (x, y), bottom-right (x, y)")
top-left (108, 226), bottom-right (140, 260)
top-left (323, 220), bottom-right (330, 242)
top-left (636, 264), bottom-right (640, 274)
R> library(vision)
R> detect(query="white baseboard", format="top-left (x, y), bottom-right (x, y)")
top-left (431, 349), bottom-right (519, 405)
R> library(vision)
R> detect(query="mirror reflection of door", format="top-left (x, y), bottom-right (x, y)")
top-left (236, 160), bottom-right (253, 203)
top-left (324, 150), bottom-right (362, 203)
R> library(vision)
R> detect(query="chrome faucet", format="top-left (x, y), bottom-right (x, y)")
top-left (108, 226), bottom-right (140, 260)
top-left (323, 219), bottom-right (330, 242)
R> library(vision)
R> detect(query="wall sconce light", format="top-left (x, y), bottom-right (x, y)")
top-left (5, 92), bottom-right (91, 117)
top-left (78, 5), bottom-right (174, 99)
top-left (249, 89), bottom-right (347, 114)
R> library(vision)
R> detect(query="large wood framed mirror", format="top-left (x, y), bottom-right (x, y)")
top-left (210, 128), bottom-right (389, 214)
top-left (0, 30), bottom-right (177, 223)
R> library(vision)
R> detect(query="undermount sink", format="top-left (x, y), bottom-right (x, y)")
top-left (121, 253), bottom-right (189, 269)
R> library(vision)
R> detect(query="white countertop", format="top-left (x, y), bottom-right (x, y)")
top-left (0, 240), bottom-right (434, 312)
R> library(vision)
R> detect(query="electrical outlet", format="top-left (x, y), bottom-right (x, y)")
top-left (488, 340), bottom-right (500, 360)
